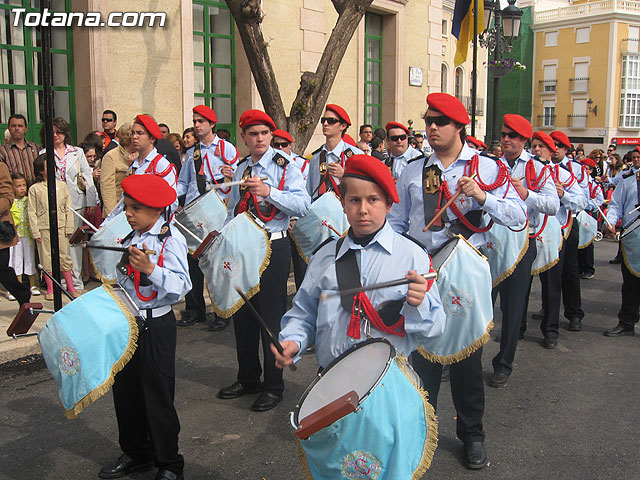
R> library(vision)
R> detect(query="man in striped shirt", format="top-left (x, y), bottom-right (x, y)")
top-left (0, 114), bottom-right (40, 186)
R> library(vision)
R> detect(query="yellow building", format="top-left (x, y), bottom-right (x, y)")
top-left (531, 0), bottom-right (640, 154)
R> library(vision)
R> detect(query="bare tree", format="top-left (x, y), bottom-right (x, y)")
top-left (225, 0), bottom-right (374, 152)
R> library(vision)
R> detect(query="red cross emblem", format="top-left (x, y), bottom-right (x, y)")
top-left (536, 236), bottom-right (544, 243)
top-left (486, 242), bottom-right (494, 250)
top-left (452, 296), bottom-right (462, 306)
top-left (197, 222), bottom-right (204, 229)
top-left (116, 238), bottom-right (123, 244)
top-left (223, 261), bottom-right (232, 271)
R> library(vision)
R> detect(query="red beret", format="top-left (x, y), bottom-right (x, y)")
top-left (581, 157), bottom-right (596, 168)
top-left (532, 131), bottom-right (556, 153)
top-left (550, 131), bottom-right (571, 149)
top-left (239, 109), bottom-right (276, 131)
top-left (134, 115), bottom-right (162, 140)
top-left (635, 146), bottom-right (640, 153)
top-left (467, 136), bottom-right (487, 151)
top-left (343, 154), bottom-right (399, 203)
top-left (503, 114), bottom-right (533, 139)
top-left (122, 174), bottom-right (176, 208)
top-left (343, 134), bottom-right (357, 147)
top-left (193, 105), bottom-right (217, 123)
top-left (325, 104), bottom-right (351, 126)
top-left (385, 122), bottom-right (410, 135)
top-left (426, 93), bottom-right (470, 125)
top-left (272, 129), bottom-right (293, 143)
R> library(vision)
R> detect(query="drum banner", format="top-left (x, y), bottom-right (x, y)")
top-left (531, 215), bottom-right (564, 276)
top-left (563, 215), bottom-right (573, 240)
top-left (577, 210), bottom-right (598, 249)
top-left (199, 213), bottom-right (271, 318)
top-left (291, 192), bottom-right (349, 263)
top-left (175, 189), bottom-right (227, 252)
top-left (38, 285), bottom-right (138, 419)
top-left (418, 236), bottom-right (494, 365)
top-left (480, 220), bottom-right (529, 287)
top-left (622, 227), bottom-right (640, 278)
top-left (88, 212), bottom-right (131, 283)
top-left (295, 357), bottom-right (437, 480)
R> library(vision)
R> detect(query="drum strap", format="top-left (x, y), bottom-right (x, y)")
top-left (235, 161), bottom-right (287, 222)
top-left (334, 237), bottom-right (406, 339)
top-left (144, 154), bottom-right (177, 186)
top-left (422, 161), bottom-right (445, 231)
top-left (636, 170), bottom-right (640, 207)
top-left (317, 150), bottom-right (339, 198)
top-left (193, 143), bottom-right (208, 195)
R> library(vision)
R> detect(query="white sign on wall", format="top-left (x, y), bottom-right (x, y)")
top-left (409, 66), bottom-right (423, 87)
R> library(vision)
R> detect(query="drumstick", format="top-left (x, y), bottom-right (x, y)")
top-left (70, 208), bottom-right (99, 233)
top-left (211, 176), bottom-right (268, 190)
top-left (321, 220), bottom-right (342, 237)
top-left (423, 173), bottom-right (478, 232)
top-left (319, 271), bottom-right (438, 301)
top-left (593, 203), bottom-right (615, 230)
top-left (173, 219), bottom-right (204, 243)
top-left (234, 286), bottom-right (297, 372)
top-left (627, 204), bottom-right (640, 215)
top-left (38, 264), bottom-right (75, 301)
top-left (86, 245), bottom-right (157, 255)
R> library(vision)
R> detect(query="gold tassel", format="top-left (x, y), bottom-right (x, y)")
top-left (491, 234), bottom-right (529, 287)
top-left (292, 428), bottom-right (314, 479)
top-left (531, 256), bottom-right (559, 276)
top-left (290, 232), bottom-right (310, 265)
top-left (87, 251), bottom-right (117, 285)
top-left (417, 320), bottom-right (494, 365)
top-left (63, 284), bottom-right (139, 418)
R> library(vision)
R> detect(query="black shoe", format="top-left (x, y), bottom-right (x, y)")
top-left (580, 272), bottom-right (595, 279)
top-left (609, 257), bottom-right (622, 264)
top-left (463, 442), bottom-right (487, 470)
top-left (176, 310), bottom-right (203, 327)
top-left (155, 469), bottom-right (184, 480)
top-left (208, 317), bottom-right (230, 332)
top-left (99, 454), bottom-right (152, 479)
top-left (603, 324), bottom-right (635, 337)
top-left (251, 392), bottom-right (282, 412)
top-left (542, 336), bottom-right (557, 349)
top-left (489, 372), bottom-right (508, 388)
top-left (531, 309), bottom-right (545, 320)
top-left (216, 382), bottom-right (261, 399)
top-left (568, 318), bottom-right (582, 331)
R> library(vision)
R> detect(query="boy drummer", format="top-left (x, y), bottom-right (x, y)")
top-left (99, 174), bottom-right (191, 480)
top-left (273, 154), bottom-right (445, 369)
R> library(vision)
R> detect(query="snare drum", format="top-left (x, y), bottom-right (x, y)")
top-left (480, 221), bottom-right (529, 287)
top-left (292, 338), bottom-right (436, 480)
top-left (89, 212), bottom-right (132, 283)
top-left (38, 284), bottom-right (143, 418)
top-left (291, 192), bottom-right (349, 263)
top-left (577, 210), bottom-right (598, 249)
top-left (175, 188), bottom-right (227, 252)
top-left (197, 213), bottom-right (271, 318)
top-left (418, 236), bottom-right (493, 365)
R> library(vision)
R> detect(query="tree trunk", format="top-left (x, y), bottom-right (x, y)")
top-left (225, 0), bottom-right (373, 153)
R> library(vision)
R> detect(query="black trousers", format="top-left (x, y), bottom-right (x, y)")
top-left (540, 239), bottom-right (566, 340)
top-left (577, 242), bottom-right (595, 276)
top-left (233, 236), bottom-right (290, 395)
top-left (0, 248), bottom-right (30, 305)
top-left (112, 311), bottom-right (183, 475)
top-left (184, 254), bottom-right (206, 318)
top-left (492, 240), bottom-right (537, 376)
top-left (289, 237), bottom-right (307, 290)
top-left (561, 223), bottom-right (584, 320)
top-left (618, 261), bottom-right (640, 328)
top-left (411, 348), bottom-right (485, 445)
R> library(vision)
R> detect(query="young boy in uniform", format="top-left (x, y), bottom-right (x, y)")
top-left (99, 174), bottom-right (191, 480)
top-left (273, 154), bottom-right (445, 370)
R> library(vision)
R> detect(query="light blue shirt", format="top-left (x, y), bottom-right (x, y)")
top-left (500, 150), bottom-right (559, 230)
top-left (607, 167), bottom-right (639, 229)
top-left (279, 221), bottom-right (446, 368)
top-left (550, 162), bottom-right (588, 227)
top-left (610, 168), bottom-right (629, 187)
top-left (225, 147), bottom-right (310, 233)
top-left (389, 145), bottom-right (423, 180)
top-left (177, 135), bottom-right (238, 203)
top-left (307, 140), bottom-right (363, 199)
top-left (561, 156), bottom-right (588, 213)
top-left (388, 143), bottom-right (527, 251)
top-left (586, 179), bottom-right (604, 211)
top-left (116, 216), bottom-right (192, 309)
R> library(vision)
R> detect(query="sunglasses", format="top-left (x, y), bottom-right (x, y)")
top-left (273, 142), bottom-right (290, 148)
top-left (424, 116), bottom-right (452, 127)
top-left (101, 118), bottom-right (114, 122)
top-left (320, 117), bottom-right (340, 125)
top-left (388, 134), bottom-right (407, 142)
top-left (500, 131), bottom-right (520, 139)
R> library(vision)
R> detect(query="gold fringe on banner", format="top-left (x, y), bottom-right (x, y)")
top-left (622, 243), bottom-right (640, 278)
top-left (492, 235), bottom-right (529, 288)
top-left (87, 251), bottom-right (117, 285)
top-left (417, 320), bottom-right (494, 365)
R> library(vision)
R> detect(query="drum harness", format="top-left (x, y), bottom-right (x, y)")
top-left (193, 140), bottom-right (239, 195)
top-left (129, 153), bottom-right (177, 187)
top-left (312, 147), bottom-right (355, 199)
top-left (552, 163), bottom-right (578, 231)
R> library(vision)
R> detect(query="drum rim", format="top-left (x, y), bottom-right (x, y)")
top-left (178, 188), bottom-right (224, 213)
top-left (292, 337), bottom-right (395, 428)
top-left (621, 216), bottom-right (640, 239)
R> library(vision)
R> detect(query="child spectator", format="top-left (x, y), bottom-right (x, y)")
top-left (8, 173), bottom-right (40, 297)
top-left (28, 154), bottom-right (78, 300)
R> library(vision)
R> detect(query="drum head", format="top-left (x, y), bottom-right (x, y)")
top-left (431, 238), bottom-right (459, 272)
top-left (108, 284), bottom-right (142, 319)
top-left (296, 338), bottom-right (394, 424)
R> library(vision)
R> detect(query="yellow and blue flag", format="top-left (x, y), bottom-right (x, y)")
top-left (452, 0), bottom-right (485, 66)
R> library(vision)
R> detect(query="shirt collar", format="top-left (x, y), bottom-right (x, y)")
top-left (324, 139), bottom-right (346, 157)
top-left (200, 135), bottom-right (220, 149)
top-left (426, 143), bottom-right (475, 171)
top-left (134, 216), bottom-right (165, 240)
top-left (7, 139), bottom-right (36, 149)
top-left (336, 221), bottom-right (394, 259)
top-left (138, 147), bottom-right (159, 165)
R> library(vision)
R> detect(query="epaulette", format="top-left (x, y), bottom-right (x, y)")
top-left (344, 148), bottom-right (355, 159)
top-left (119, 230), bottom-right (135, 245)
top-left (401, 232), bottom-right (428, 253)
top-left (559, 162), bottom-right (572, 172)
top-left (622, 170), bottom-right (635, 179)
top-left (238, 155), bottom-right (251, 165)
top-left (312, 236), bottom-right (337, 256)
top-left (158, 221), bottom-right (172, 241)
top-left (480, 151), bottom-right (500, 162)
top-left (531, 154), bottom-right (549, 165)
top-left (312, 146), bottom-right (323, 155)
top-left (272, 152), bottom-right (289, 167)
top-left (408, 153), bottom-right (429, 165)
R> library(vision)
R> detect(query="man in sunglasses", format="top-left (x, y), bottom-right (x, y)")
top-left (101, 110), bottom-right (118, 141)
top-left (385, 122), bottom-right (423, 180)
top-left (307, 104), bottom-right (363, 200)
top-left (389, 93), bottom-right (527, 470)
top-left (550, 131), bottom-right (590, 332)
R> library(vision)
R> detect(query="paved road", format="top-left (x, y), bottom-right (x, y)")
top-left (1, 239), bottom-right (639, 479)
